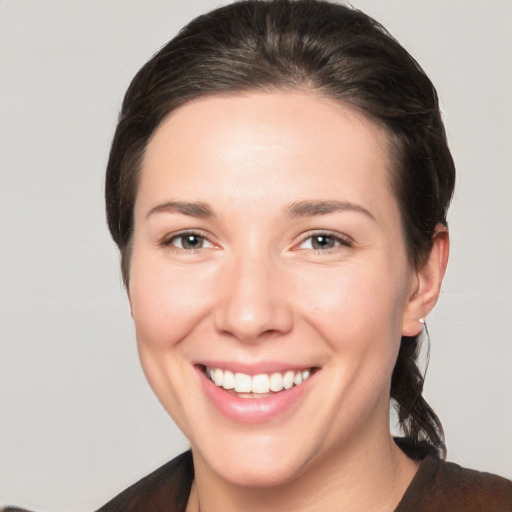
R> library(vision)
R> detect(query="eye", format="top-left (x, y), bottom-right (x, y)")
top-left (298, 232), bottom-right (352, 251)
top-left (164, 231), bottom-right (214, 251)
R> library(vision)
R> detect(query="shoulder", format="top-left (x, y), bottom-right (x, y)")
top-left (434, 459), bottom-right (512, 509)
top-left (94, 450), bottom-right (194, 512)
top-left (397, 456), bottom-right (512, 512)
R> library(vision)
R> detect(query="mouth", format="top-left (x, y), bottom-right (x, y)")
top-left (200, 365), bottom-right (316, 398)
top-left (197, 363), bottom-right (318, 423)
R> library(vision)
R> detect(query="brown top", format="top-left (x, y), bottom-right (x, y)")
top-left (395, 455), bottom-right (512, 511)
top-left (3, 445), bottom-right (512, 512)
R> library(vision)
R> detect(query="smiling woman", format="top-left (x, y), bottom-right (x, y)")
top-left (128, 93), bottom-right (420, 492)
top-left (2, 0), bottom-right (511, 511)
top-left (98, 1), bottom-right (510, 509)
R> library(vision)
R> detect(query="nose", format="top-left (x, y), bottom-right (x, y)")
top-left (213, 253), bottom-right (294, 343)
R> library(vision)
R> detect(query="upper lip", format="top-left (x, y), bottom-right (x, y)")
top-left (195, 361), bottom-right (317, 375)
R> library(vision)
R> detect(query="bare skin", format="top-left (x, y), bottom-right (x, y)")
top-left (128, 91), bottom-right (448, 512)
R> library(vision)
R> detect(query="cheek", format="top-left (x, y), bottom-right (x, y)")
top-left (129, 260), bottom-right (214, 351)
top-left (128, 258), bottom-right (217, 431)
top-left (293, 262), bottom-right (409, 392)
top-left (296, 264), bottom-right (406, 338)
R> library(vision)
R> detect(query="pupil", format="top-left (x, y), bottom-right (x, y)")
top-left (183, 235), bottom-right (201, 249)
top-left (313, 235), bottom-right (332, 249)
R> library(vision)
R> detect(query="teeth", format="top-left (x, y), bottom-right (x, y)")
top-left (251, 374), bottom-right (270, 394)
top-left (234, 373), bottom-right (252, 393)
top-left (213, 368), bottom-right (223, 387)
top-left (222, 370), bottom-right (235, 390)
top-left (269, 372), bottom-right (284, 392)
top-left (206, 366), bottom-right (313, 395)
top-left (283, 370), bottom-right (294, 389)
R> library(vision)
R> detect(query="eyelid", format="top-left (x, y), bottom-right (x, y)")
top-left (159, 229), bottom-right (352, 252)
top-left (294, 230), bottom-right (354, 251)
top-left (161, 229), bottom-right (217, 250)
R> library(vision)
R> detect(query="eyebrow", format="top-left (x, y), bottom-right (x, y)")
top-left (146, 201), bottom-right (216, 219)
top-left (284, 200), bottom-right (376, 221)
top-left (146, 199), bottom-right (375, 222)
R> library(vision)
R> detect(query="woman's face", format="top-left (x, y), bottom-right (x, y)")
top-left (129, 92), bottom-right (420, 486)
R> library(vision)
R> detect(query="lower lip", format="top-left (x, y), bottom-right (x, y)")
top-left (198, 368), bottom-right (313, 424)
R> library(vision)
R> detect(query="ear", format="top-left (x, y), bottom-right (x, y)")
top-left (402, 224), bottom-right (450, 337)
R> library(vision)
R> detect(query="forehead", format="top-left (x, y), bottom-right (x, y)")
top-left (138, 91), bottom-right (396, 219)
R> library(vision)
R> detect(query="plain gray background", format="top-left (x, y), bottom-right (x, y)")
top-left (1, 1), bottom-right (511, 510)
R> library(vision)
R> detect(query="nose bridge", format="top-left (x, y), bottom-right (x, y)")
top-left (214, 244), bottom-right (292, 342)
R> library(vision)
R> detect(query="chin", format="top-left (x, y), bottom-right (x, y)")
top-left (191, 428), bottom-right (319, 489)
top-left (208, 453), bottom-right (307, 488)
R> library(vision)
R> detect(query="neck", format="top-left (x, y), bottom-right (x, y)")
top-left (187, 430), bottom-right (418, 512)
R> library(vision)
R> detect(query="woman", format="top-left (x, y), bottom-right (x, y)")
top-left (3, 0), bottom-right (511, 510)
top-left (98, 0), bottom-right (511, 509)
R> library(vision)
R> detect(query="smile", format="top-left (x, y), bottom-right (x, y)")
top-left (205, 366), bottom-right (313, 395)
top-left (199, 364), bottom-right (317, 423)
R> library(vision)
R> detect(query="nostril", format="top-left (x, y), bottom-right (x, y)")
top-left (213, 299), bottom-right (294, 343)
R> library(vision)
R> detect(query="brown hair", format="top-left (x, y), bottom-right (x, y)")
top-left (106, 0), bottom-right (455, 457)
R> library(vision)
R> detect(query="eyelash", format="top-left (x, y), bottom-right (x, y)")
top-left (296, 231), bottom-right (353, 253)
top-left (160, 230), bottom-right (353, 254)
top-left (161, 230), bottom-right (213, 252)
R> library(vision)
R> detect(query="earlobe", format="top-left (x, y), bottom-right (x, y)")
top-left (402, 224), bottom-right (449, 337)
